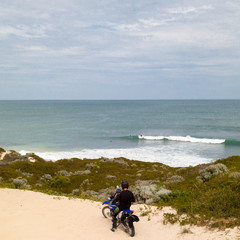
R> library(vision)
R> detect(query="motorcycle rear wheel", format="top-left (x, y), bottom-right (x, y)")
top-left (126, 225), bottom-right (135, 237)
top-left (122, 221), bottom-right (135, 237)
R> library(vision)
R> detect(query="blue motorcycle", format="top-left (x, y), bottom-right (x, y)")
top-left (102, 188), bottom-right (139, 237)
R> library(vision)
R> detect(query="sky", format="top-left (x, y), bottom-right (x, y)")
top-left (0, 0), bottom-right (239, 100)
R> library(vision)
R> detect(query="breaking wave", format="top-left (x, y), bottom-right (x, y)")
top-left (138, 135), bottom-right (225, 144)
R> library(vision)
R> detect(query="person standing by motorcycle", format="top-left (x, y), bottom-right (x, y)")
top-left (110, 180), bottom-right (135, 232)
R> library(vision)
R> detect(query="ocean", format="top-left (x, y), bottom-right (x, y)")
top-left (0, 100), bottom-right (240, 167)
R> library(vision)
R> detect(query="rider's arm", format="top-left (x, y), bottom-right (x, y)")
top-left (112, 193), bottom-right (120, 204)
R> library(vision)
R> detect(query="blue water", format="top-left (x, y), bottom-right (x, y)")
top-left (0, 100), bottom-right (240, 167)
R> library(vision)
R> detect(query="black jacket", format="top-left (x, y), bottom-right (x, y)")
top-left (112, 189), bottom-right (135, 210)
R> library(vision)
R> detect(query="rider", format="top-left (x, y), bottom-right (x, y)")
top-left (110, 180), bottom-right (135, 232)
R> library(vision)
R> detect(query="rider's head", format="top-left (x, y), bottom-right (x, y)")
top-left (121, 180), bottom-right (129, 189)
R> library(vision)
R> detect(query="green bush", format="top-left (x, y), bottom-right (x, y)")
top-left (50, 176), bottom-right (71, 189)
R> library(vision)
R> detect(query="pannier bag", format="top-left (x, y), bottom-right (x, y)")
top-left (128, 215), bottom-right (140, 222)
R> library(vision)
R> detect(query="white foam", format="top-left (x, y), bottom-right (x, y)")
top-left (20, 147), bottom-right (212, 167)
top-left (138, 135), bottom-right (225, 144)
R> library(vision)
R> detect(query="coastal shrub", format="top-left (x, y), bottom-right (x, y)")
top-left (11, 177), bottom-right (29, 189)
top-left (228, 172), bottom-right (240, 179)
top-left (40, 174), bottom-right (52, 181)
top-left (176, 167), bottom-right (187, 173)
top-left (72, 189), bottom-right (80, 195)
top-left (134, 181), bottom-right (171, 204)
top-left (74, 170), bottom-right (91, 175)
top-left (0, 147), bottom-right (5, 153)
top-left (15, 155), bottom-right (29, 162)
top-left (57, 170), bottom-right (72, 177)
top-left (165, 175), bottom-right (185, 184)
top-left (85, 163), bottom-right (95, 170)
top-left (50, 176), bottom-right (71, 189)
top-left (134, 182), bottom-right (157, 203)
top-left (0, 176), bottom-right (3, 182)
top-left (0, 167), bottom-right (19, 180)
top-left (159, 190), bottom-right (189, 204)
top-left (163, 213), bottom-right (179, 224)
top-left (156, 188), bottom-right (172, 201)
top-left (81, 179), bottom-right (89, 186)
top-left (16, 169), bottom-right (33, 178)
top-left (196, 163), bottom-right (228, 182)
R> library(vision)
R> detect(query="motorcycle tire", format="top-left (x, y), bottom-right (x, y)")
top-left (102, 206), bottom-right (112, 220)
top-left (126, 225), bottom-right (135, 237)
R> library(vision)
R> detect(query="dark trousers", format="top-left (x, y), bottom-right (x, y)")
top-left (112, 208), bottom-right (127, 228)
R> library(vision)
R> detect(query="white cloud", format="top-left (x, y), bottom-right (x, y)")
top-left (167, 5), bottom-right (212, 14)
top-left (0, 24), bottom-right (52, 39)
top-left (20, 45), bottom-right (86, 56)
top-left (139, 18), bottom-right (176, 27)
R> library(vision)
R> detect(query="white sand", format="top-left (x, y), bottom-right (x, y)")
top-left (0, 189), bottom-right (239, 240)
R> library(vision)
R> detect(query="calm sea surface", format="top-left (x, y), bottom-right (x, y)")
top-left (0, 100), bottom-right (240, 167)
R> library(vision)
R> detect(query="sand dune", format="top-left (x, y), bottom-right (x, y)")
top-left (0, 189), bottom-right (239, 240)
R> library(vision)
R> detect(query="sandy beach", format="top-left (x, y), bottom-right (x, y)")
top-left (0, 189), bottom-right (239, 240)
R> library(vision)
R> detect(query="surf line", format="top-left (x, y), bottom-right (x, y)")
top-left (138, 135), bottom-right (225, 144)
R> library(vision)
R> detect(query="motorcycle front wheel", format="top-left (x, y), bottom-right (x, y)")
top-left (102, 206), bottom-right (112, 220)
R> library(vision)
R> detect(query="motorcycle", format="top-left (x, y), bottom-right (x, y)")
top-left (102, 187), bottom-right (139, 237)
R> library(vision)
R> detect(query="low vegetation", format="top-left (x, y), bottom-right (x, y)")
top-left (0, 148), bottom-right (240, 229)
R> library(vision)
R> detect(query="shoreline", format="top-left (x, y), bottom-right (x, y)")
top-left (0, 188), bottom-right (239, 240)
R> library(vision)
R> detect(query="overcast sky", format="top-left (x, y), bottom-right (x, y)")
top-left (0, 0), bottom-right (239, 100)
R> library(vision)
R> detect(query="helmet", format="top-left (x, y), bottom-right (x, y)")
top-left (121, 180), bottom-right (129, 189)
